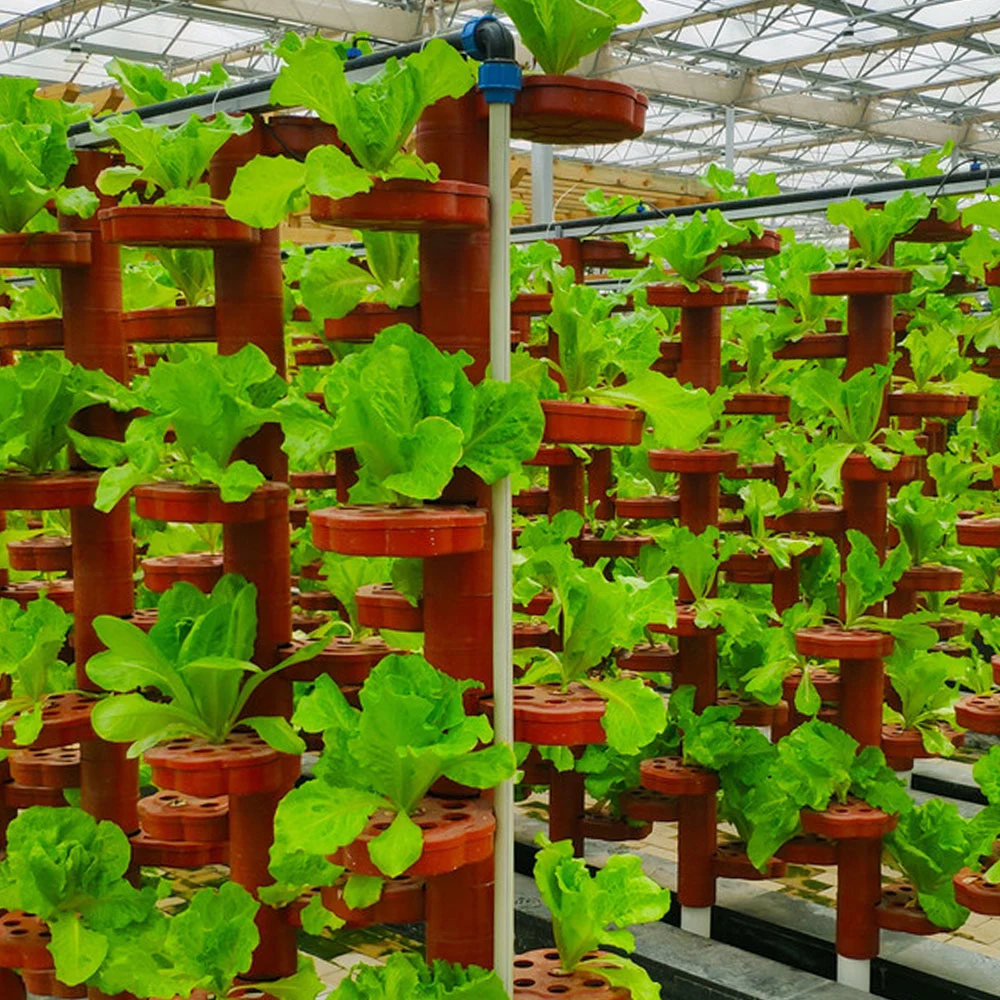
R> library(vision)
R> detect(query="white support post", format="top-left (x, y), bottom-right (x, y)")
top-left (681, 906), bottom-right (712, 938)
top-left (724, 107), bottom-right (736, 171)
top-left (837, 955), bottom-right (871, 992)
top-left (531, 142), bottom-right (554, 224)
top-left (489, 96), bottom-right (515, 997)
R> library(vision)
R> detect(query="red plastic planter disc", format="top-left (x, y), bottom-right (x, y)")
top-left (311, 179), bottom-right (489, 232)
top-left (957, 517), bottom-right (1000, 548)
top-left (0, 231), bottom-right (91, 269)
top-left (773, 334), bottom-right (848, 360)
top-left (0, 692), bottom-right (95, 751)
top-left (138, 789), bottom-right (229, 842)
top-left (810, 268), bottom-right (913, 297)
top-left (0, 317), bottom-right (64, 350)
top-left (7, 535), bottom-right (72, 573)
top-left (7, 745), bottom-right (80, 788)
top-left (322, 874), bottom-right (426, 928)
top-left (620, 787), bottom-right (680, 824)
top-left (954, 868), bottom-right (1000, 915)
top-left (640, 756), bottom-right (719, 797)
top-left (278, 636), bottom-right (395, 684)
top-left (887, 392), bottom-right (969, 419)
top-left (142, 552), bottom-right (224, 593)
top-left (954, 693), bottom-right (1000, 735)
top-left (613, 495), bottom-right (680, 520)
top-left (0, 471), bottom-right (99, 512)
top-left (98, 205), bottom-right (259, 248)
top-left (794, 625), bottom-right (894, 661)
top-left (512, 950), bottom-right (629, 998)
top-left (714, 841), bottom-right (786, 880)
top-left (121, 305), bottom-right (217, 345)
top-left (334, 796), bottom-right (495, 877)
top-left (310, 505), bottom-right (487, 558)
top-left (324, 304), bottom-right (421, 343)
top-left (507, 75), bottom-right (647, 145)
top-left (875, 884), bottom-right (940, 935)
top-left (648, 449), bottom-right (738, 476)
top-left (506, 683), bottom-right (607, 747)
top-left (541, 400), bottom-right (645, 446)
top-left (799, 796), bottom-right (898, 840)
top-left (133, 482), bottom-right (288, 524)
top-left (355, 583), bottom-right (424, 631)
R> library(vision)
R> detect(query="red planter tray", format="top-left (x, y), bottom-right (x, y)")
top-left (580, 239), bottom-right (648, 270)
top-left (616, 642), bottom-right (678, 674)
top-left (810, 269), bottom-right (913, 297)
top-left (895, 565), bottom-right (962, 593)
top-left (799, 796), bottom-right (898, 840)
top-left (841, 453), bottom-right (921, 484)
top-left (726, 230), bottom-right (782, 261)
top-left (613, 496), bottom-right (680, 520)
top-left (2, 782), bottom-right (70, 808)
top-left (888, 393), bottom-right (970, 419)
top-left (958, 590), bottom-right (1000, 615)
top-left (512, 293), bottom-right (553, 317)
top-left (576, 532), bottom-right (652, 561)
top-left (620, 787), bottom-right (679, 824)
top-left (773, 334), bottom-right (848, 360)
top-left (795, 626), bottom-right (894, 661)
top-left (717, 690), bottom-right (789, 727)
top-left (322, 874), bottom-right (425, 928)
top-left (311, 179), bottom-right (489, 232)
top-left (721, 551), bottom-right (775, 585)
top-left (138, 789), bottom-right (228, 842)
top-left (507, 683), bottom-right (607, 747)
top-left (126, 607), bottom-right (159, 632)
top-left (310, 504), bottom-right (486, 558)
top-left (767, 505), bottom-right (845, 537)
top-left (649, 605), bottom-right (721, 639)
top-left (296, 590), bottom-right (338, 612)
top-left (144, 731), bottom-right (298, 798)
top-left (278, 636), bottom-right (394, 684)
top-left (289, 471), bottom-right (337, 491)
top-left (294, 345), bottom-right (334, 367)
top-left (714, 841), bottom-right (786, 880)
top-left (0, 579), bottom-right (74, 611)
top-left (640, 756), bottom-right (718, 797)
top-left (775, 833), bottom-right (838, 866)
top-left (541, 400), bottom-right (644, 446)
top-left (0, 910), bottom-right (54, 970)
top-left (0, 471), bottom-right (99, 511)
top-left (957, 518), bottom-right (1000, 548)
top-left (724, 393), bottom-right (790, 419)
top-left (142, 552), bottom-right (223, 593)
top-left (129, 831), bottom-right (229, 868)
top-left (0, 692), bottom-right (95, 751)
top-left (881, 722), bottom-right (963, 762)
top-left (648, 448), bottom-right (738, 476)
top-left (782, 667), bottom-right (841, 702)
top-left (645, 283), bottom-right (743, 308)
top-left (507, 75), bottom-right (647, 145)
top-left (324, 304), bottom-right (421, 343)
top-left (334, 796), bottom-right (494, 878)
top-left (514, 487), bottom-right (550, 515)
top-left (580, 811), bottom-right (652, 843)
top-left (513, 591), bottom-right (554, 617)
top-left (355, 583), bottom-right (423, 632)
top-left (121, 305), bottom-right (216, 344)
top-left (0, 317), bottom-right (63, 350)
top-left (0, 231), bottom-right (91, 269)
top-left (514, 621), bottom-right (556, 649)
top-left (900, 210), bottom-right (972, 245)
top-left (98, 205), bottom-right (259, 248)
top-left (525, 444), bottom-right (578, 468)
top-left (7, 535), bottom-right (72, 573)
top-left (133, 482), bottom-right (287, 524)
top-left (513, 951), bottom-right (629, 999)
top-left (261, 115), bottom-right (341, 157)
top-left (875, 884), bottom-right (939, 935)
top-left (289, 502), bottom-right (309, 528)
top-left (8, 745), bottom-right (79, 788)
top-left (954, 868), bottom-right (1000, 915)
top-left (955, 693), bottom-right (1000, 735)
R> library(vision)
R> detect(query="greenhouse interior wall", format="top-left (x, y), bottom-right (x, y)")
top-left (2, 2), bottom-right (1000, 999)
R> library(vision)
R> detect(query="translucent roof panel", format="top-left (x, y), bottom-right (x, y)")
top-left (2, 0), bottom-right (999, 195)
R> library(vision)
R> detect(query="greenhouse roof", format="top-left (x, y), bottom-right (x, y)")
top-left (3, 0), bottom-right (1000, 191)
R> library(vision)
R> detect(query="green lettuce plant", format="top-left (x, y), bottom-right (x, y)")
top-left (730, 481), bottom-right (816, 569)
top-left (511, 239), bottom-right (564, 296)
top-left (71, 344), bottom-right (289, 509)
top-left (0, 76), bottom-right (97, 232)
top-left (225, 37), bottom-right (476, 228)
top-left (323, 324), bottom-right (544, 504)
top-left (532, 834), bottom-right (670, 1000)
top-left (0, 353), bottom-right (132, 476)
top-left (105, 57), bottom-right (230, 107)
top-left (892, 142), bottom-right (960, 223)
top-left (0, 595), bottom-right (74, 746)
top-left (722, 308), bottom-right (795, 394)
top-left (494, 0), bottom-right (643, 75)
top-left (271, 655), bottom-right (515, 882)
top-left (888, 481), bottom-right (957, 566)
top-left (628, 209), bottom-right (750, 291)
top-left (702, 164), bottom-right (780, 202)
top-left (899, 309), bottom-right (990, 396)
top-left (330, 953), bottom-right (509, 1000)
top-left (87, 574), bottom-right (321, 756)
top-left (826, 192), bottom-right (931, 268)
top-left (884, 648), bottom-right (963, 756)
top-left (763, 241), bottom-right (840, 338)
top-left (93, 111), bottom-right (253, 205)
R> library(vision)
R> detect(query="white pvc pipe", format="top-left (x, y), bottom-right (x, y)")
top-left (531, 143), bottom-right (554, 225)
top-left (488, 95), bottom-right (515, 997)
top-left (681, 906), bottom-right (712, 938)
top-left (837, 956), bottom-right (871, 992)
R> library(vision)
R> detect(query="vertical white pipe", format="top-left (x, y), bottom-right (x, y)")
top-left (681, 906), bottom-right (712, 938)
top-left (489, 97), bottom-right (515, 996)
top-left (531, 143), bottom-right (554, 224)
top-left (724, 107), bottom-right (736, 172)
top-left (837, 956), bottom-right (871, 992)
